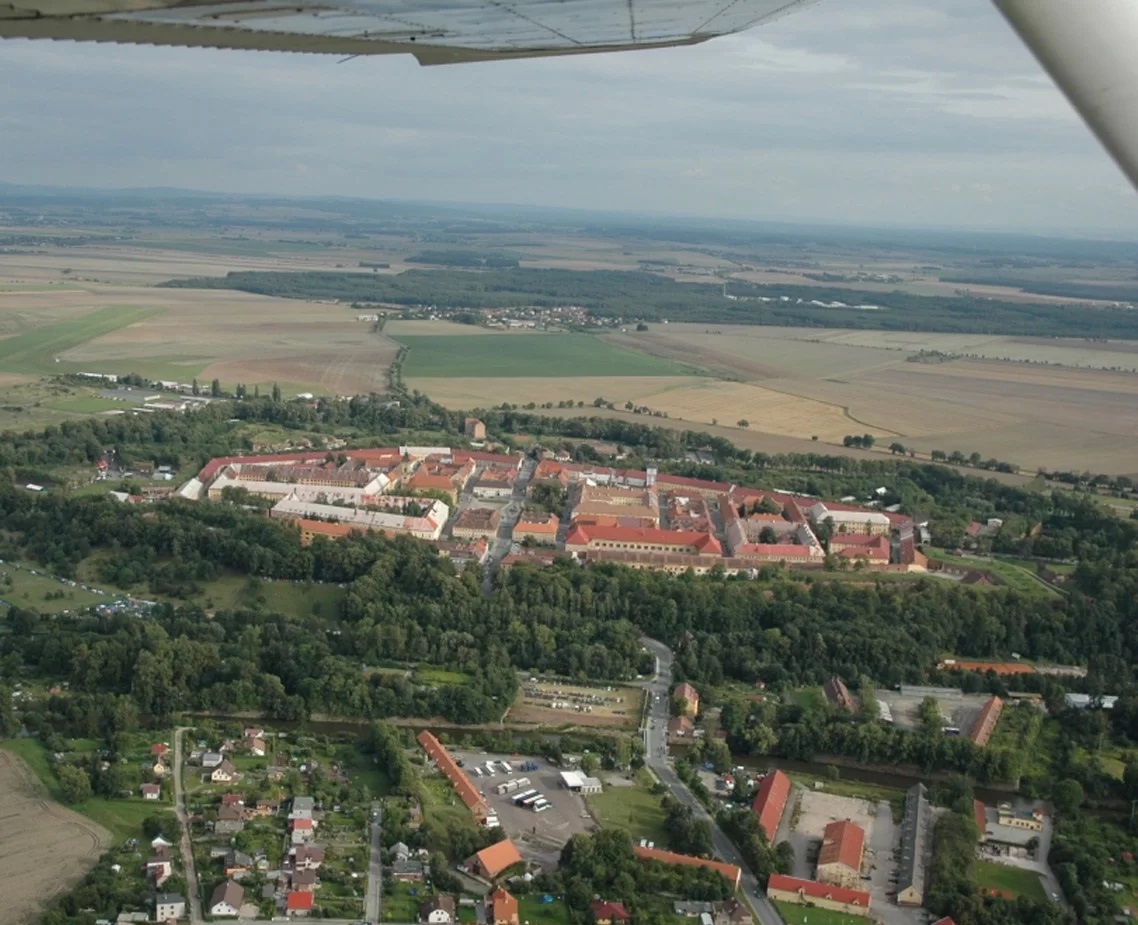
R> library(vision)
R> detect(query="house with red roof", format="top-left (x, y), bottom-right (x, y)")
top-left (752, 770), bottom-right (792, 843)
top-left (767, 875), bottom-right (871, 918)
top-left (286, 891), bottom-right (314, 916)
top-left (590, 901), bottom-right (630, 925)
top-left (816, 820), bottom-right (865, 888)
top-left (674, 682), bottom-right (700, 717)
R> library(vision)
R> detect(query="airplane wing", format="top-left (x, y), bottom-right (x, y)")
top-left (0, 0), bottom-right (818, 63)
top-left (2, 0), bottom-right (1136, 191)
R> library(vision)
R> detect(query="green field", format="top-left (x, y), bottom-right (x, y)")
top-left (773, 901), bottom-right (869, 925)
top-left (413, 667), bottom-right (471, 686)
top-left (584, 770), bottom-right (669, 845)
top-left (395, 333), bottom-right (696, 378)
top-left (0, 305), bottom-right (160, 376)
top-left (1, 738), bottom-right (171, 843)
top-left (975, 860), bottom-right (1047, 901)
top-left (0, 564), bottom-right (107, 613)
top-left (46, 396), bottom-right (132, 414)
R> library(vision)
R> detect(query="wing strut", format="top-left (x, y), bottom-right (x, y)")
top-left (994, 0), bottom-right (1138, 191)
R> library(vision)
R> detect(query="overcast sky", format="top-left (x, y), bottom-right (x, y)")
top-left (2, 0), bottom-right (1137, 236)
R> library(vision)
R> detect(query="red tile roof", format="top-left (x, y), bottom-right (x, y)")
top-left (675, 682), bottom-right (700, 704)
top-left (632, 845), bottom-right (741, 888)
top-left (970, 695), bottom-right (1004, 747)
top-left (489, 888), bottom-right (518, 924)
top-left (752, 770), bottom-right (792, 842)
top-left (590, 901), bottom-right (630, 923)
top-left (767, 875), bottom-right (870, 907)
top-left (565, 523), bottom-right (722, 554)
top-left (818, 820), bottom-right (864, 871)
top-left (286, 891), bottom-right (314, 911)
top-left (973, 800), bottom-right (987, 837)
top-left (470, 839), bottom-right (524, 878)
top-left (417, 731), bottom-right (488, 819)
top-left (291, 818), bottom-right (313, 830)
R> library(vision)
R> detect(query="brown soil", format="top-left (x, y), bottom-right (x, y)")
top-left (0, 749), bottom-right (112, 925)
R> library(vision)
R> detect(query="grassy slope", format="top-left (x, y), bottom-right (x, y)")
top-left (394, 333), bottom-right (696, 378)
top-left (1, 738), bottom-right (170, 844)
top-left (926, 550), bottom-right (1059, 596)
top-left (0, 563), bottom-right (108, 613)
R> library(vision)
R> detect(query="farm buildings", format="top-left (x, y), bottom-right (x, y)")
top-left (752, 770), bottom-right (792, 842)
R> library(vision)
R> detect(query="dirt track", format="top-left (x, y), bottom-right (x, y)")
top-left (0, 749), bottom-right (112, 925)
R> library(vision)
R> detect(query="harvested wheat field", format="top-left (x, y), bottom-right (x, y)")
top-left (42, 285), bottom-right (396, 393)
top-left (0, 749), bottom-right (111, 925)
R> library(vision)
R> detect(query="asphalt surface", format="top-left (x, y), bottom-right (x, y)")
top-left (173, 727), bottom-right (205, 924)
top-left (481, 456), bottom-right (537, 595)
top-left (365, 803), bottom-right (383, 923)
top-left (640, 637), bottom-right (785, 925)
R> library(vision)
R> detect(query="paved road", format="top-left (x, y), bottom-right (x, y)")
top-left (481, 456), bottom-right (537, 595)
top-left (173, 727), bottom-right (204, 924)
top-left (639, 638), bottom-right (785, 925)
top-left (365, 803), bottom-right (383, 923)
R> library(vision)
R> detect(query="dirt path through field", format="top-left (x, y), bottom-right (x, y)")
top-left (0, 749), bottom-right (112, 925)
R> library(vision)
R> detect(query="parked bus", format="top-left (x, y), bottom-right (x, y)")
top-left (521, 793), bottom-right (544, 807)
top-left (513, 789), bottom-right (539, 805)
top-left (533, 800), bottom-right (552, 813)
top-left (499, 761), bottom-right (514, 774)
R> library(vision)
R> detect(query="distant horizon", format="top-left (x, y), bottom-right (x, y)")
top-left (4, 179), bottom-right (1138, 246)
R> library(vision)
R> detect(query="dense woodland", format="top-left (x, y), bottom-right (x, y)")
top-left (159, 267), bottom-right (1138, 338)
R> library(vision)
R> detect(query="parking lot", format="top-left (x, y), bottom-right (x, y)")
top-left (876, 686), bottom-right (992, 734)
top-left (451, 751), bottom-right (596, 857)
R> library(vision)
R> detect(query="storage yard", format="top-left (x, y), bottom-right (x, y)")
top-left (448, 751), bottom-right (596, 855)
top-left (506, 681), bottom-right (642, 729)
top-left (875, 687), bottom-right (994, 736)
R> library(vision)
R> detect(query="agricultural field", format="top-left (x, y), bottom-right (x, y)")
top-left (975, 860), bottom-right (1048, 901)
top-left (394, 332), bottom-right (696, 378)
top-left (593, 324), bottom-right (1138, 476)
top-left (506, 680), bottom-right (642, 729)
top-left (0, 281), bottom-right (397, 403)
top-left (0, 746), bottom-right (114, 925)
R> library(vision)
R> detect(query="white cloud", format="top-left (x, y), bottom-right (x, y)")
top-left (0, 0), bottom-right (1134, 234)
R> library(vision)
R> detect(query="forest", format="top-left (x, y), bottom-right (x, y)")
top-left (158, 267), bottom-right (1138, 338)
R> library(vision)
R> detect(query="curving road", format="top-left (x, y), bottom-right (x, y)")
top-left (640, 638), bottom-right (785, 925)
